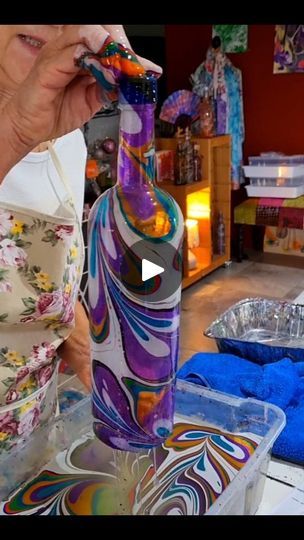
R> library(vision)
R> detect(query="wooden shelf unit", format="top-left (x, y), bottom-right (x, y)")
top-left (155, 135), bottom-right (231, 289)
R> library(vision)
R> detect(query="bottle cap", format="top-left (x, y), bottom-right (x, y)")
top-left (119, 74), bottom-right (158, 105)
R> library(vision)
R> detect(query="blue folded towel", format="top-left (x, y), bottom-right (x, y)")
top-left (240, 358), bottom-right (300, 410)
top-left (177, 352), bottom-right (260, 398)
top-left (177, 352), bottom-right (304, 465)
top-left (273, 402), bottom-right (304, 465)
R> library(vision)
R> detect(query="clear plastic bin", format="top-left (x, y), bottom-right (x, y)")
top-left (249, 177), bottom-right (304, 187)
top-left (245, 183), bottom-right (304, 198)
top-left (249, 155), bottom-right (304, 166)
top-left (0, 379), bottom-right (285, 515)
top-left (243, 165), bottom-right (304, 179)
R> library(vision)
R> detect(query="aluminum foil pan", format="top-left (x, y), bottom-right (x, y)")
top-left (204, 298), bottom-right (304, 364)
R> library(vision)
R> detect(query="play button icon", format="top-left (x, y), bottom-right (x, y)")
top-left (124, 238), bottom-right (183, 304)
top-left (142, 259), bottom-right (164, 282)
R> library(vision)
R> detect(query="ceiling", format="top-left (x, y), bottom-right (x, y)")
top-left (124, 25), bottom-right (165, 37)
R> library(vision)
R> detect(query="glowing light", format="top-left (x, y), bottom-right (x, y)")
top-left (185, 219), bottom-right (199, 249)
top-left (187, 189), bottom-right (210, 220)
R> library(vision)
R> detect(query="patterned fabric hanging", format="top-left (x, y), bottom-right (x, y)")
top-left (190, 46), bottom-right (245, 189)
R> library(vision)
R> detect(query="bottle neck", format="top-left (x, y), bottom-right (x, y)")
top-left (117, 101), bottom-right (156, 189)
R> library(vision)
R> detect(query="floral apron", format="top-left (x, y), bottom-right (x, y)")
top-left (0, 143), bottom-right (84, 450)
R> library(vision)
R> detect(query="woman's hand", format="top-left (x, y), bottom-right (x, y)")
top-left (102, 25), bottom-right (163, 76)
top-left (3, 26), bottom-right (109, 156)
top-left (2, 25), bottom-right (162, 163)
top-left (57, 300), bottom-right (91, 392)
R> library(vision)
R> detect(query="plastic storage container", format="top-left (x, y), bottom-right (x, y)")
top-left (0, 379), bottom-right (285, 515)
top-left (248, 155), bottom-right (304, 165)
top-left (244, 154), bottom-right (304, 196)
top-left (244, 157), bottom-right (304, 197)
top-left (243, 165), bottom-right (304, 178)
top-left (249, 177), bottom-right (304, 187)
top-left (245, 183), bottom-right (304, 198)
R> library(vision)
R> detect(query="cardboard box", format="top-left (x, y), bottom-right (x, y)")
top-left (264, 226), bottom-right (304, 257)
top-left (155, 150), bottom-right (174, 184)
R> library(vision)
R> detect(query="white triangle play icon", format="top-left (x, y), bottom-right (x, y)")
top-left (142, 258), bottom-right (164, 282)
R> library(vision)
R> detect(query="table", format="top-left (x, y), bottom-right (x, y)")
top-left (234, 196), bottom-right (304, 262)
top-left (257, 290), bottom-right (304, 515)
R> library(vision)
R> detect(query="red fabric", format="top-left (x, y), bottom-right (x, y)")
top-left (259, 198), bottom-right (284, 207)
top-left (278, 207), bottom-right (304, 230)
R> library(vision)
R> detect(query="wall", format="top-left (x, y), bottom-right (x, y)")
top-left (128, 35), bottom-right (167, 115)
top-left (165, 25), bottom-right (304, 160)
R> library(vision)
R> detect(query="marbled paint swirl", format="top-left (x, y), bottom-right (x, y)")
top-left (88, 76), bottom-right (184, 451)
top-left (78, 36), bottom-right (146, 105)
top-left (1, 419), bottom-right (261, 515)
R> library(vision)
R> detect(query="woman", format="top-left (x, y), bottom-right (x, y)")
top-left (0, 25), bottom-right (161, 449)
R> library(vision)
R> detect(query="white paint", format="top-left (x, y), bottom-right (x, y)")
top-left (294, 291), bottom-right (304, 304)
top-left (102, 25), bottom-right (131, 48)
top-left (120, 109), bottom-right (142, 135)
top-left (74, 43), bottom-right (89, 61)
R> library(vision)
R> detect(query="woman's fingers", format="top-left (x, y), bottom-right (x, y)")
top-left (3, 23), bottom-right (163, 156)
top-left (102, 24), bottom-right (132, 48)
top-left (102, 24), bottom-right (163, 77)
top-left (136, 55), bottom-right (163, 77)
top-left (32, 26), bottom-right (111, 91)
top-left (49, 24), bottom-right (109, 55)
top-left (59, 75), bottom-right (103, 129)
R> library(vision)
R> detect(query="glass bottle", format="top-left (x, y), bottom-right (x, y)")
top-left (200, 86), bottom-right (215, 138)
top-left (217, 211), bottom-right (226, 255)
top-left (84, 159), bottom-right (102, 207)
top-left (88, 75), bottom-right (184, 452)
top-left (175, 127), bottom-right (186, 185)
top-left (184, 127), bottom-right (194, 184)
top-left (193, 144), bottom-right (202, 182)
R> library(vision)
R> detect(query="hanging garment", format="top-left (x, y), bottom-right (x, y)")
top-left (191, 47), bottom-right (245, 188)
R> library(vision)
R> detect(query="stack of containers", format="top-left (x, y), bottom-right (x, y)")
top-left (243, 153), bottom-right (304, 198)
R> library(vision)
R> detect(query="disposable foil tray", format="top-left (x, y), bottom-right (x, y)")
top-left (204, 298), bottom-right (304, 364)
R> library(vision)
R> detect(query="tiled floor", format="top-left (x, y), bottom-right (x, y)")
top-left (180, 253), bottom-right (304, 365)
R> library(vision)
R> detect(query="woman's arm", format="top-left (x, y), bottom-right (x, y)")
top-left (0, 25), bottom-right (107, 183)
top-left (0, 25), bottom-right (161, 184)
top-left (57, 300), bottom-right (91, 391)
